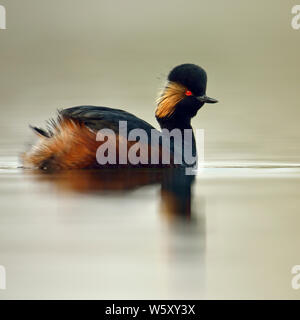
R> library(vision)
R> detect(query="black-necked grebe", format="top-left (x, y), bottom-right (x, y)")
top-left (23, 63), bottom-right (217, 170)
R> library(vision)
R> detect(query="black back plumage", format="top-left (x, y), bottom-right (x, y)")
top-left (61, 105), bottom-right (157, 136)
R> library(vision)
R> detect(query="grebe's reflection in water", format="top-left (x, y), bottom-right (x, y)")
top-left (28, 168), bottom-right (197, 221)
top-left (20, 168), bottom-right (206, 298)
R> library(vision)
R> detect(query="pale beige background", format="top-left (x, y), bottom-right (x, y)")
top-left (0, 0), bottom-right (299, 161)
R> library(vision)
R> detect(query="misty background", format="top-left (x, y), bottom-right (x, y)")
top-left (0, 0), bottom-right (299, 163)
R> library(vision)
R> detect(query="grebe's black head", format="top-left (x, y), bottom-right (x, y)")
top-left (156, 63), bottom-right (218, 123)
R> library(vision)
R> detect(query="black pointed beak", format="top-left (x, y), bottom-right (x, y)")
top-left (196, 95), bottom-right (218, 104)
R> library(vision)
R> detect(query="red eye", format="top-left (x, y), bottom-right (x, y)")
top-left (185, 90), bottom-right (192, 96)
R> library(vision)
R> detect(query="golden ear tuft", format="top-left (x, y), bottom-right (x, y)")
top-left (155, 82), bottom-right (186, 119)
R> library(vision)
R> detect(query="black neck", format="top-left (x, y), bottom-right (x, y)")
top-left (156, 116), bottom-right (197, 167)
top-left (156, 116), bottom-right (192, 131)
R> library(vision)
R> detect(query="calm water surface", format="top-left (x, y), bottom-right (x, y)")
top-left (1, 149), bottom-right (300, 299)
